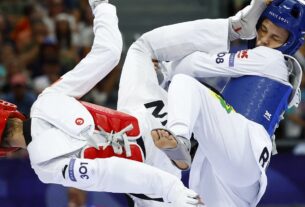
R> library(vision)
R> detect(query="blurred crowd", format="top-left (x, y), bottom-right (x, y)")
top-left (0, 0), bottom-right (120, 116)
top-left (0, 0), bottom-right (121, 159)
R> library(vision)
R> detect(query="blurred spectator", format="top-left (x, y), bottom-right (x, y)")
top-left (55, 13), bottom-right (79, 71)
top-left (1, 43), bottom-right (17, 70)
top-left (29, 41), bottom-right (61, 78)
top-left (64, 0), bottom-right (82, 11)
top-left (11, 5), bottom-right (38, 68)
top-left (72, 5), bottom-right (94, 50)
top-left (1, 58), bottom-right (30, 94)
top-left (43, 0), bottom-right (66, 37)
top-left (0, 14), bottom-right (10, 43)
top-left (0, 65), bottom-right (6, 94)
top-left (5, 59), bottom-right (25, 80)
top-left (1, 73), bottom-right (37, 117)
top-left (0, 14), bottom-right (6, 31)
top-left (33, 60), bottom-right (61, 94)
top-left (31, 20), bottom-right (50, 45)
top-left (83, 65), bottom-right (122, 108)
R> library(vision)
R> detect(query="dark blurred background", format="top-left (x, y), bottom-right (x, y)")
top-left (0, 0), bottom-right (304, 206)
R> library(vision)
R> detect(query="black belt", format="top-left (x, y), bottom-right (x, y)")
top-left (125, 193), bottom-right (164, 207)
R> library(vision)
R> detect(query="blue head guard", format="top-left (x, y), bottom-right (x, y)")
top-left (259, 0), bottom-right (305, 55)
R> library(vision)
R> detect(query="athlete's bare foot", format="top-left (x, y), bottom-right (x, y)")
top-left (151, 129), bottom-right (178, 149)
top-left (151, 129), bottom-right (190, 170)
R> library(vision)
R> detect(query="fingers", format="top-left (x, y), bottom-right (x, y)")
top-left (185, 197), bottom-right (200, 205)
top-left (185, 189), bottom-right (202, 205)
top-left (185, 188), bottom-right (198, 198)
top-left (171, 186), bottom-right (204, 207)
top-left (187, 191), bottom-right (205, 206)
top-left (182, 194), bottom-right (204, 206)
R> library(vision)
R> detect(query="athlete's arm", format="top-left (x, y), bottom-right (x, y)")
top-left (168, 46), bottom-right (289, 83)
top-left (137, 19), bottom-right (229, 62)
top-left (43, 3), bottom-right (122, 98)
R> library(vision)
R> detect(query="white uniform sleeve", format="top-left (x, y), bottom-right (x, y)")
top-left (118, 19), bottom-right (229, 110)
top-left (168, 46), bottom-right (290, 84)
top-left (33, 156), bottom-right (185, 202)
top-left (42, 3), bottom-right (122, 98)
top-left (139, 19), bottom-right (230, 61)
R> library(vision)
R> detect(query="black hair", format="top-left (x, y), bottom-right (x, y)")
top-left (1, 119), bottom-right (15, 148)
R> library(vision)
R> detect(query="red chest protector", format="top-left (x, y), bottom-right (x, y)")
top-left (80, 101), bottom-right (144, 162)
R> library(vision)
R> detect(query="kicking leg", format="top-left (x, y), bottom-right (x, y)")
top-left (152, 74), bottom-right (260, 187)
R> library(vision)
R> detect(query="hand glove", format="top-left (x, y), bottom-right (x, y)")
top-left (229, 0), bottom-right (269, 40)
top-left (172, 188), bottom-right (203, 207)
top-left (167, 182), bottom-right (203, 207)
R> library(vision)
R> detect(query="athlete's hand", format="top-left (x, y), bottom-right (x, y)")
top-left (229, 0), bottom-right (269, 40)
top-left (171, 187), bottom-right (204, 207)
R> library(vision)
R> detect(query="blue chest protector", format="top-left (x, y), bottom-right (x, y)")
top-left (221, 76), bottom-right (292, 137)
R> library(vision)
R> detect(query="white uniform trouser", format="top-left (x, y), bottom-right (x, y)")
top-left (167, 74), bottom-right (263, 207)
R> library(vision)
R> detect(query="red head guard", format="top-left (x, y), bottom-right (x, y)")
top-left (0, 100), bottom-right (26, 157)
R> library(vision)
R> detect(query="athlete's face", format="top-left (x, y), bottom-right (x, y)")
top-left (256, 19), bottom-right (289, 49)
